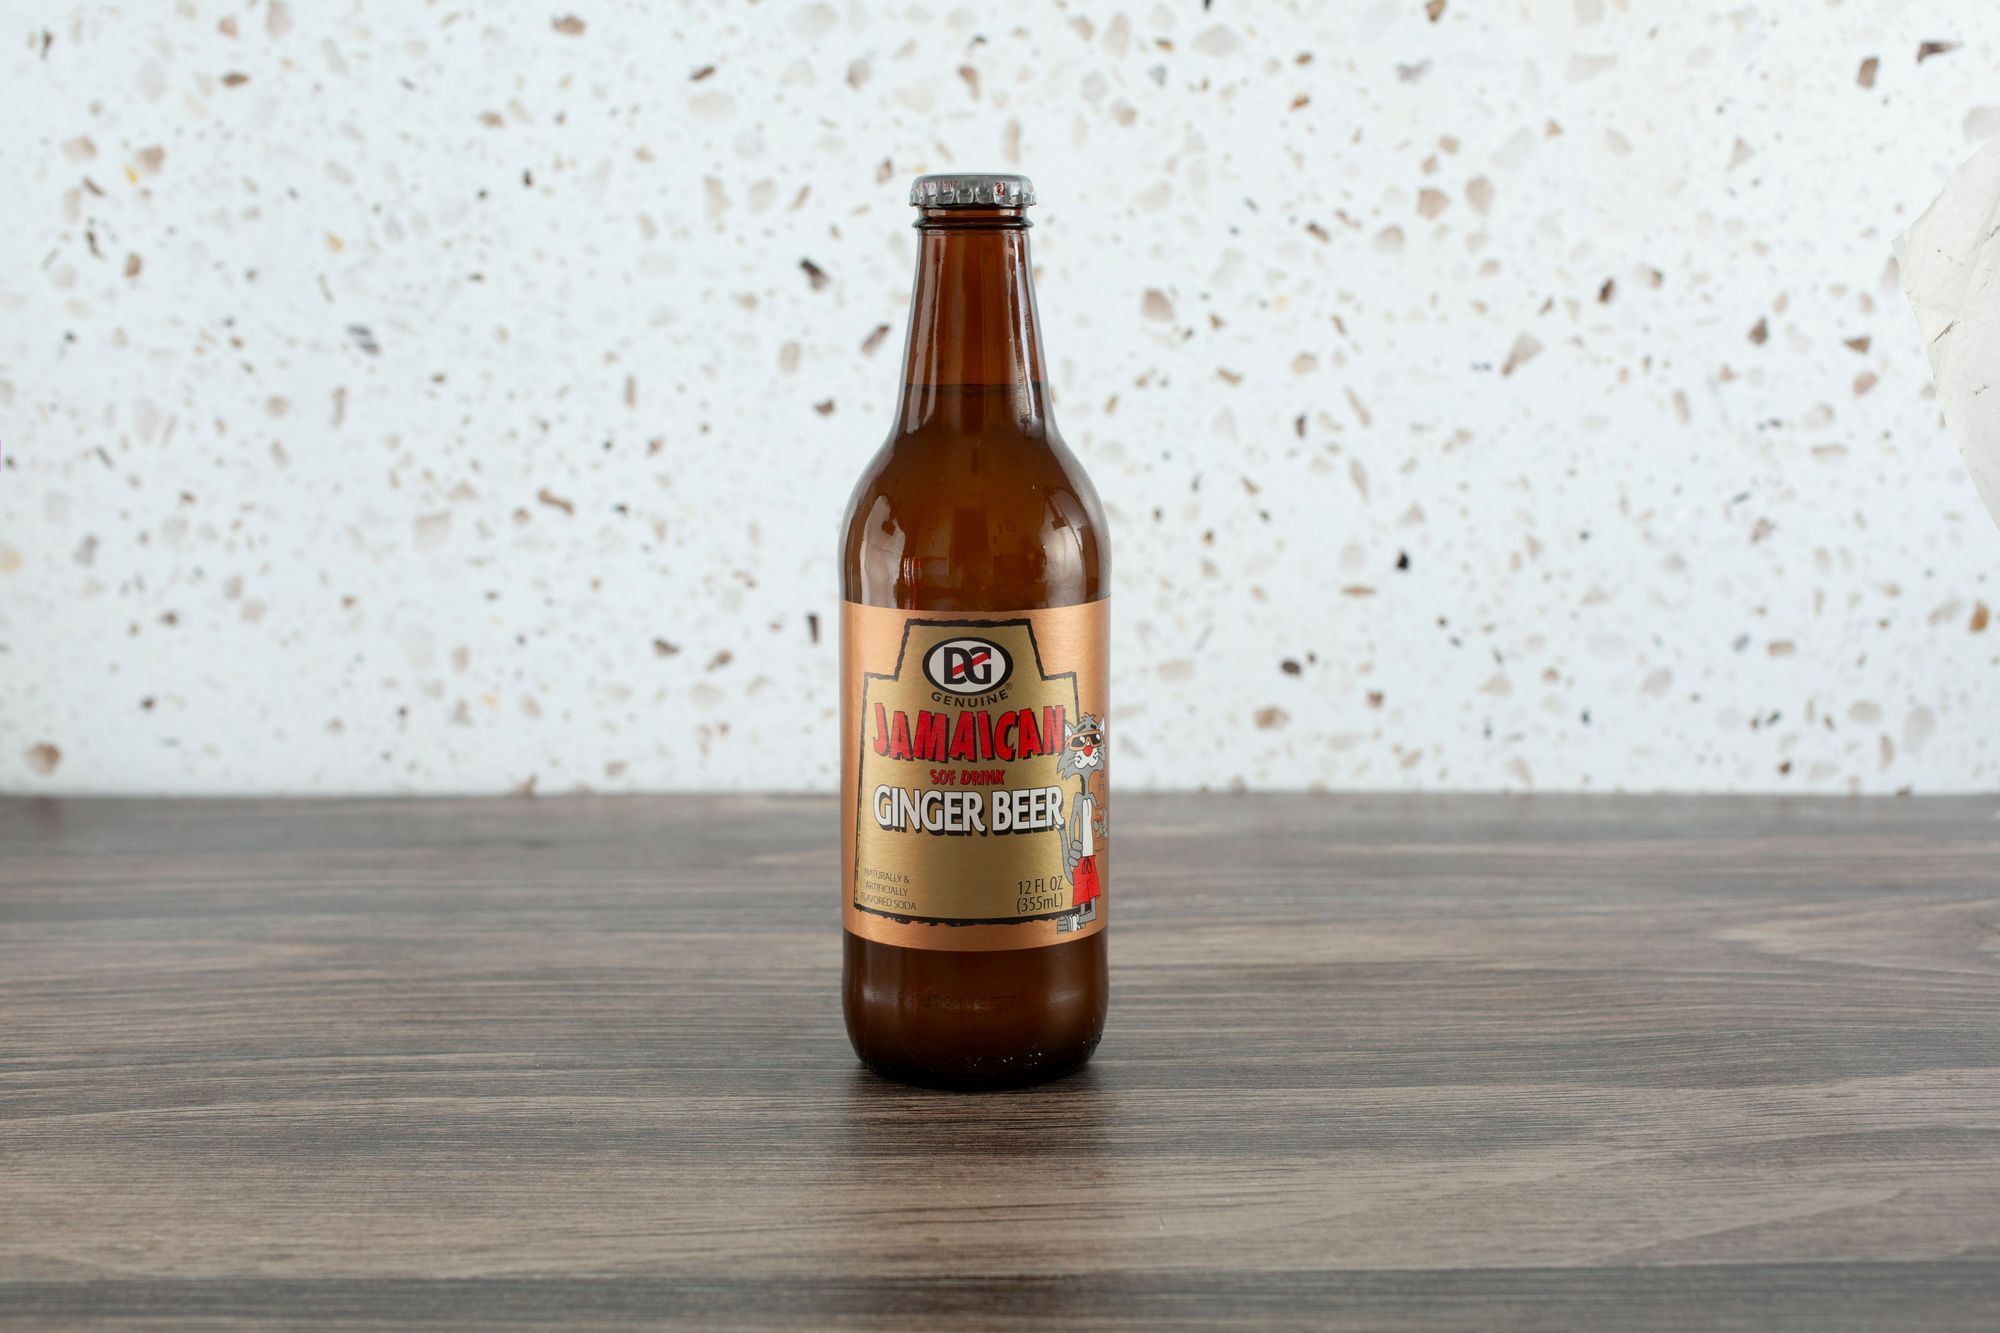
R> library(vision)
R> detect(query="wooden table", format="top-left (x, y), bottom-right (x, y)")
top-left (3, 794), bottom-right (1997, 1329)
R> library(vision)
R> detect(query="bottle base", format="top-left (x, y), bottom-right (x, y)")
top-left (853, 1037), bottom-right (1100, 1092)
top-left (842, 929), bottom-right (1108, 1093)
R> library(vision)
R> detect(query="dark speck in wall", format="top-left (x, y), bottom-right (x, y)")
top-left (800, 259), bottom-right (830, 290)
top-left (346, 325), bottom-right (380, 355)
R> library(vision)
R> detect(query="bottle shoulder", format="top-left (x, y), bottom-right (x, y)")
top-left (839, 426), bottom-right (1110, 610)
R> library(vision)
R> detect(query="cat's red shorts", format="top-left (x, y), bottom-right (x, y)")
top-left (1071, 855), bottom-right (1101, 906)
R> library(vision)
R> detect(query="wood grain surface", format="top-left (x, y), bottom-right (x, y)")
top-left (2, 793), bottom-right (1998, 1329)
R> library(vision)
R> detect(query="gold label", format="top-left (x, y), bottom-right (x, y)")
top-left (841, 601), bottom-right (1109, 951)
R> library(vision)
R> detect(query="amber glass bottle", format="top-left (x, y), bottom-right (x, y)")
top-left (838, 173), bottom-right (1110, 1089)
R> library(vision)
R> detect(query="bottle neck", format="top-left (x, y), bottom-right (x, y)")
top-left (893, 212), bottom-right (1051, 435)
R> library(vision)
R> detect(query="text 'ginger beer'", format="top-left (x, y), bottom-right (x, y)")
top-left (839, 172), bottom-right (1110, 1089)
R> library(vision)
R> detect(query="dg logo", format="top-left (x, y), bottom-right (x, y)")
top-left (921, 636), bottom-right (1014, 695)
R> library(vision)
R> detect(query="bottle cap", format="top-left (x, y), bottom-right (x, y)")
top-left (909, 173), bottom-right (1036, 208)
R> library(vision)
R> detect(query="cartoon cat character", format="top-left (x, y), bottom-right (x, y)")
top-left (1053, 714), bottom-right (1106, 932)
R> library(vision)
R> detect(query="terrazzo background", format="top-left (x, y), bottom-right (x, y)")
top-left (3, 2), bottom-right (1997, 795)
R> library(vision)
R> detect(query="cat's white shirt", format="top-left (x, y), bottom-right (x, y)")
top-left (1072, 791), bottom-right (1095, 857)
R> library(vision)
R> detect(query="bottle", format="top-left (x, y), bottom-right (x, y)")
top-left (839, 172), bottom-right (1110, 1089)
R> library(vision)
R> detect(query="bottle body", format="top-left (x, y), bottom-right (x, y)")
top-left (838, 178), bottom-right (1109, 1089)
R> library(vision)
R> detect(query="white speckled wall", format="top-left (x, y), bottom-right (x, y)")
top-left (3, 3), bottom-right (1996, 795)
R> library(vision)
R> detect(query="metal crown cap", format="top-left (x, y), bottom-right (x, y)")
top-left (909, 172), bottom-right (1036, 208)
